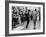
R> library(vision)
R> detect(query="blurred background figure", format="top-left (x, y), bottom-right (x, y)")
top-left (12, 6), bottom-right (19, 30)
top-left (35, 8), bottom-right (41, 29)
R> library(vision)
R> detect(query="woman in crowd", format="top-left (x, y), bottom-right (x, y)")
top-left (28, 10), bottom-right (34, 29)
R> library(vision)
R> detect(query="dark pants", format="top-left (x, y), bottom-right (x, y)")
top-left (12, 18), bottom-right (18, 29)
top-left (26, 19), bottom-right (29, 28)
top-left (25, 17), bottom-right (29, 28)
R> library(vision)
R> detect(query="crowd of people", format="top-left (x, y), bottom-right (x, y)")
top-left (12, 6), bottom-right (40, 30)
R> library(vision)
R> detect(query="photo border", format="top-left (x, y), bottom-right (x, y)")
top-left (5, 1), bottom-right (45, 36)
